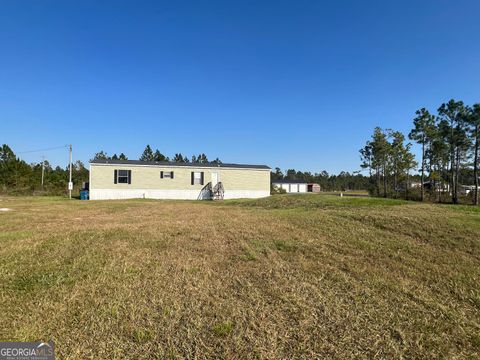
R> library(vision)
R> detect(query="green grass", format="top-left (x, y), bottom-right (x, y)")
top-left (226, 193), bottom-right (408, 209)
top-left (211, 321), bottom-right (234, 337)
top-left (0, 194), bottom-right (479, 358)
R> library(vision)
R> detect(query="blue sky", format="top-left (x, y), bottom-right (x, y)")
top-left (1, 0), bottom-right (479, 174)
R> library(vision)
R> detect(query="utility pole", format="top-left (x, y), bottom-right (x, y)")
top-left (68, 144), bottom-right (73, 199)
top-left (41, 156), bottom-right (45, 189)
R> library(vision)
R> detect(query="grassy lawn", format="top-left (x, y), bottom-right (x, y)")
top-left (0, 194), bottom-right (479, 358)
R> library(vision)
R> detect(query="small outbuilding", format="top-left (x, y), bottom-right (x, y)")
top-left (307, 183), bottom-right (321, 193)
top-left (272, 180), bottom-right (321, 193)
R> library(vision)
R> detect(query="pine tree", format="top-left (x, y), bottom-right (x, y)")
top-left (153, 149), bottom-right (168, 162)
top-left (197, 153), bottom-right (208, 163)
top-left (409, 108), bottom-right (435, 201)
top-left (371, 127), bottom-right (390, 197)
top-left (271, 167), bottom-right (284, 181)
top-left (467, 104), bottom-right (480, 205)
top-left (438, 100), bottom-right (468, 204)
top-left (0, 144), bottom-right (17, 187)
top-left (389, 130), bottom-right (406, 198)
top-left (402, 143), bottom-right (417, 200)
top-left (91, 151), bottom-right (110, 161)
top-left (360, 142), bottom-right (374, 193)
top-left (140, 145), bottom-right (154, 162)
top-left (173, 153), bottom-right (186, 162)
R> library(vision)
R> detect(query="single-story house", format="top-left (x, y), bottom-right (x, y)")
top-left (272, 180), bottom-right (320, 193)
top-left (459, 185), bottom-right (480, 196)
top-left (410, 181), bottom-right (450, 192)
top-left (89, 159), bottom-right (271, 200)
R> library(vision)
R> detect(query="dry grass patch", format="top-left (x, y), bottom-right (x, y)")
top-left (0, 195), bottom-right (479, 358)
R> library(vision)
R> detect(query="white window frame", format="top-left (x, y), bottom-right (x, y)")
top-left (161, 171), bottom-right (174, 179)
top-left (193, 171), bottom-right (202, 185)
top-left (117, 170), bottom-right (130, 184)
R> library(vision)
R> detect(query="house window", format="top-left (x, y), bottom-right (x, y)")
top-left (114, 169), bottom-right (131, 184)
top-left (160, 171), bottom-right (174, 179)
top-left (191, 171), bottom-right (204, 185)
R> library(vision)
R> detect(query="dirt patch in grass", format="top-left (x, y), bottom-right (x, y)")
top-left (0, 196), bottom-right (479, 358)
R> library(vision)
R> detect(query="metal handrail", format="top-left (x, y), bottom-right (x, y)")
top-left (197, 182), bottom-right (213, 200)
top-left (212, 181), bottom-right (224, 200)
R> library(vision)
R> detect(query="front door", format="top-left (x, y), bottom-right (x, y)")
top-left (211, 172), bottom-right (219, 188)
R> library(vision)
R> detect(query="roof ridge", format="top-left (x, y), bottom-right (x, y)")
top-left (90, 159), bottom-right (270, 170)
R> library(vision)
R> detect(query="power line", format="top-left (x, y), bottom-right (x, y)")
top-left (17, 144), bottom-right (74, 198)
top-left (17, 145), bottom-right (70, 154)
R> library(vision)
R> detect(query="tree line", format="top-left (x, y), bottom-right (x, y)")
top-left (270, 167), bottom-right (371, 192)
top-left (360, 99), bottom-right (480, 205)
top-left (0, 144), bottom-right (88, 195)
top-left (2, 142), bottom-right (372, 195)
top-left (91, 145), bottom-right (222, 164)
top-left (0, 144), bottom-right (223, 195)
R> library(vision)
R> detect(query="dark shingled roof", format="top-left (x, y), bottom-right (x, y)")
top-left (90, 159), bottom-right (270, 170)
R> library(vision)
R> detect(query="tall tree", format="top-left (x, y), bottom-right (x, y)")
top-left (118, 153), bottom-right (128, 160)
top-left (73, 160), bottom-right (89, 186)
top-left (432, 119), bottom-right (452, 202)
top-left (91, 151), bottom-right (110, 161)
top-left (271, 167), bottom-right (284, 181)
top-left (173, 153), bottom-right (186, 162)
top-left (409, 108), bottom-right (435, 201)
top-left (361, 128), bottom-right (416, 198)
top-left (371, 127), bottom-right (390, 197)
top-left (389, 130), bottom-right (406, 198)
top-left (402, 143), bottom-right (417, 200)
top-left (360, 142), bottom-right (375, 193)
top-left (140, 145), bottom-right (154, 162)
top-left (285, 169), bottom-right (297, 180)
top-left (153, 149), bottom-right (168, 162)
top-left (360, 143), bottom-right (373, 177)
top-left (0, 144), bottom-right (15, 162)
top-left (467, 104), bottom-right (480, 205)
top-left (0, 144), bottom-right (17, 188)
top-left (438, 100), bottom-right (468, 204)
top-left (196, 153), bottom-right (208, 163)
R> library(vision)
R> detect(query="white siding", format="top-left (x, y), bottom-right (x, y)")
top-left (90, 189), bottom-right (269, 200)
top-left (272, 182), bottom-right (308, 193)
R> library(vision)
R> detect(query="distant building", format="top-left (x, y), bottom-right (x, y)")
top-left (307, 183), bottom-right (321, 193)
top-left (272, 180), bottom-right (320, 193)
top-left (459, 185), bottom-right (480, 196)
top-left (410, 181), bottom-right (450, 193)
